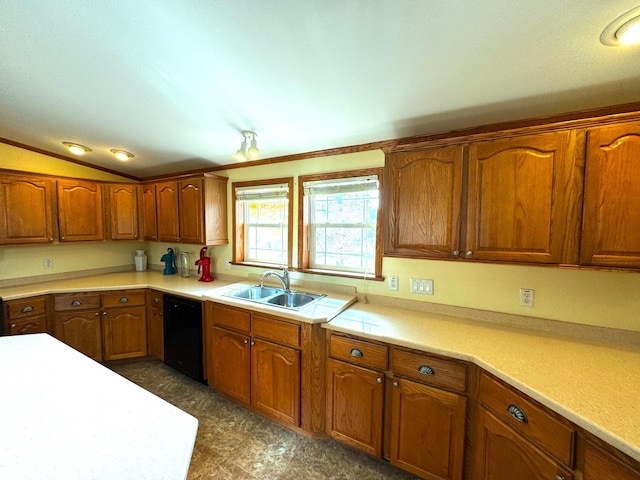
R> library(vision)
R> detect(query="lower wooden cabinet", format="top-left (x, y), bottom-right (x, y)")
top-left (326, 358), bottom-right (385, 456)
top-left (210, 325), bottom-right (251, 405)
top-left (584, 441), bottom-right (640, 480)
top-left (54, 310), bottom-right (103, 361)
top-left (389, 378), bottom-right (466, 480)
top-left (146, 290), bottom-right (164, 361)
top-left (4, 295), bottom-right (48, 335)
top-left (102, 305), bottom-right (147, 361)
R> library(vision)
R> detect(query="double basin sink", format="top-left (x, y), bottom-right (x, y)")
top-left (225, 285), bottom-right (325, 311)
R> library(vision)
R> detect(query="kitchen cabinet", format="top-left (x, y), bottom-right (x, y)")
top-left (385, 130), bottom-right (582, 264)
top-left (57, 179), bottom-right (104, 242)
top-left (3, 295), bottom-right (48, 335)
top-left (0, 173), bottom-right (56, 245)
top-left (146, 290), bottom-right (164, 360)
top-left (53, 293), bottom-right (103, 361)
top-left (154, 174), bottom-right (228, 245)
top-left (141, 183), bottom-right (158, 241)
top-left (473, 371), bottom-right (576, 480)
top-left (107, 183), bottom-right (140, 240)
top-left (205, 302), bottom-right (319, 434)
top-left (101, 290), bottom-right (147, 361)
top-left (584, 441), bottom-right (640, 480)
top-left (581, 121), bottom-right (640, 268)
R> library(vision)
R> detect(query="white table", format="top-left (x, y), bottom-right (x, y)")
top-left (0, 334), bottom-right (198, 479)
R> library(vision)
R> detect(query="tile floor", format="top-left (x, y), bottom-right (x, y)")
top-left (111, 359), bottom-right (419, 480)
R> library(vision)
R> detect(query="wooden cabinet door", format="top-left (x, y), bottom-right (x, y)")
top-left (326, 358), bottom-right (384, 457)
top-left (178, 178), bottom-right (204, 244)
top-left (54, 311), bottom-right (103, 361)
top-left (7, 315), bottom-right (47, 335)
top-left (57, 179), bottom-right (104, 241)
top-left (0, 174), bottom-right (56, 244)
top-left (582, 122), bottom-right (640, 267)
top-left (108, 184), bottom-right (139, 240)
top-left (584, 441), bottom-right (640, 480)
top-left (251, 338), bottom-right (301, 428)
top-left (389, 378), bottom-right (466, 480)
top-left (102, 306), bottom-right (147, 361)
top-left (141, 183), bottom-right (158, 241)
top-left (474, 407), bottom-right (573, 480)
top-left (156, 181), bottom-right (180, 242)
top-left (211, 325), bottom-right (251, 405)
top-left (146, 291), bottom-right (164, 361)
top-left (466, 131), bottom-right (581, 264)
top-left (203, 175), bottom-right (229, 245)
top-left (384, 146), bottom-right (464, 258)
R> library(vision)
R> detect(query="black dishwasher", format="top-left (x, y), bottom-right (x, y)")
top-left (163, 295), bottom-right (205, 383)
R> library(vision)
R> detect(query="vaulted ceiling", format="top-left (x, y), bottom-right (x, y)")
top-left (2, 1), bottom-right (640, 178)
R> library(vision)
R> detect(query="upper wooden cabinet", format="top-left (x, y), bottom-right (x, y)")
top-left (141, 183), bottom-right (158, 241)
top-left (57, 179), bottom-right (104, 242)
top-left (0, 174), bottom-right (56, 244)
top-left (385, 130), bottom-right (582, 264)
top-left (154, 174), bottom-right (228, 245)
top-left (107, 183), bottom-right (140, 240)
top-left (581, 121), bottom-right (640, 268)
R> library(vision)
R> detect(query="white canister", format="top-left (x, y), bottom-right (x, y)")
top-left (134, 250), bottom-right (147, 271)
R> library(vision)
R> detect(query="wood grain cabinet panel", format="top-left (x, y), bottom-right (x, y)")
top-left (108, 183), bottom-right (140, 240)
top-left (581, 121), bottom-right (640, 267)
top-left (4, 295), bottom-right (48, 336)
top-left (466, 131), bottom-right (581, 264)
top-left (102, 305), bottom-right (147, 361)
top-left (146, 290), bottom-right (164, 361)
top-left (0, 174), bottom-right (56, 244)
top-left (210, 325), bottom-right (251, 405)
top-left (389, 378), bottom-right (466, 480)
top-left (156, 181), bottom-right (180, 242)
top-left (384, 145), bottom-right (464, 258)
top-left (57, 179), bottom-right (104, 242)
top-left (141, 183), bottom-right (158, 240)
top-left (178, 178), bottom-right (204, 244)
top-left (54, 310), bottom-right (103, 361)
top-left (584, 441), bottom-right (640, 480)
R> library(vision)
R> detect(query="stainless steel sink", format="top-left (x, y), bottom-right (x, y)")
top-left (266, 292), bottom-right (323, 309)
top-left (224, 285), bottom-right (325, 311)
top-left (228, 285), bottom-right (282, 300)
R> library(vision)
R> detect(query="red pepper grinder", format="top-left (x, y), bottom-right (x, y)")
top-left (195, 246), bottom-right (214, 282)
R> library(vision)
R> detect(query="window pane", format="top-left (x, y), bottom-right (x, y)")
top-left (243, 198), bottom-right (288, 264)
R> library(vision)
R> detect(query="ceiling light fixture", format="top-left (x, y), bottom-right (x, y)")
top-left (234, 130), bottom-right (259, 161)
top-left (62, 142), bottom-right (92, 155)
top-left (110, 149), bottom-right (134, 161)
top-left (601, 6), bottom-right (640, 46)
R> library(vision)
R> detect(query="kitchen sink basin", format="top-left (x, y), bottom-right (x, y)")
top-left (224, 285), bottom-right (325, 311)
top-left (228, 285), bottom-right (282, 300)
top-left (266, 292), bottom-right (323, 309)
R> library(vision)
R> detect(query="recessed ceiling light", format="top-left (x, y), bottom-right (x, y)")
top-left (110, 149), bottom-right (134, 161)
top-left (601, 6), bottom-right (640, 46)
top-left (62, 142), bottom-right (91, 155)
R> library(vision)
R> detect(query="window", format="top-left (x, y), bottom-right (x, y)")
top-left (299, 169), bottom-right (383, 278)
top-left (233, 179), bottom-right (293, 267)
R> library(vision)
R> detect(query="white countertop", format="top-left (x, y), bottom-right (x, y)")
top-left (0, 334), bottom-right (198, 480)
top-left (326, 302), bottom-right (640, 464)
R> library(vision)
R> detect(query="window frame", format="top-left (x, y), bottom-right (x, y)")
top-left (298, 168), bottom-right (383, 280)
top-left (232, 177), bottom-right (294, 268)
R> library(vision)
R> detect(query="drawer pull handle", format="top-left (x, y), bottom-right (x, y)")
top-left (119, 297), bottom-right (129, 303)
top-left (71, 300), bottom-right (82, 306)
top-left (350, 348), bottom-right (363, 358)
top-left (21, 306), bottom-right (35, 313)
top-left (507, 404), bottom-right (528, 423)
top-left (555, 476), bottom-right (566, 480)
top-left (418, 365), bottom-right (435, 376)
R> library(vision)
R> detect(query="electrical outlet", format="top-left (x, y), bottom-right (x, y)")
top-left (388, 276), bottom-right (398, 291)
top-left (520, 288), bottom-right (534, 307)
top-left (410, 278), bottom-right (434, 295)
top-left (225, 261), bottom-right (231, 270)
top-left (44, 258), bottom-right (53, 269)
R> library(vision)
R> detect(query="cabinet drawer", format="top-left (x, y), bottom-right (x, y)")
top-left (391, 348), bottom-right (467, 393)
top-left (54, 293), bottom-right (101, 311)
top-left (252, 315), bottom-right (300, 348)
top-left (7, 296), bottom-right (47, 320)
top-left (329, 334), bottom-right (388, 371)
top-left (479, 372), bottom-right (575, 466)
top-left (102, 290), bottom-right (146, 308)
top-left (7, 315), bottom-right (47, 335)
top-left (210, 303), bottom-right (251, 333)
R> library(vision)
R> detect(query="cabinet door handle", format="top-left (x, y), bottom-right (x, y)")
top-left (10, 323), bottom-right (16, 329)
top-left (119, 297), bottom-right (129, 303)
top-left (244, 339), bottom-right (249, 344)
top-left (453, 250), bottom-right (460, 257)
top-left (251, 341), bottom-right (255, 346)
top-left (154, 297), bottom-right (160, 303)
top-left (507, 404), bottom-right (528, 423)
top-left (350, 348), bottom-right (363, 358)
top-left (418, 365), bottom-right (435, 376)
top-left (376, 377), bottom-right (383, 384)
top-left (21, 306), bottom-right (35, 313)
top-left (71, 300), bottom-right (82, 306)
top-left (392, 381), bottom-right (399, 387)
top-left (465, 250), bottom-right (473, 258)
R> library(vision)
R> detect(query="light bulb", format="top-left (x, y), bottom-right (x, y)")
top-left (247, 137), bottom-right (260, 158)
top-left (110, 149), bottom-right (134, 161)
top-left (617, 17), bottom-right (640, 45)
top-left (63, 142), bottom-right (91, 155)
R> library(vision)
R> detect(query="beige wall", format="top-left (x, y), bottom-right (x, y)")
top-left (2, 145), bottom-right (640, 332)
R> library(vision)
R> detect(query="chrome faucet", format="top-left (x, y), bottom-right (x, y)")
top-left (260, 267), bottom-right (291, 293)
